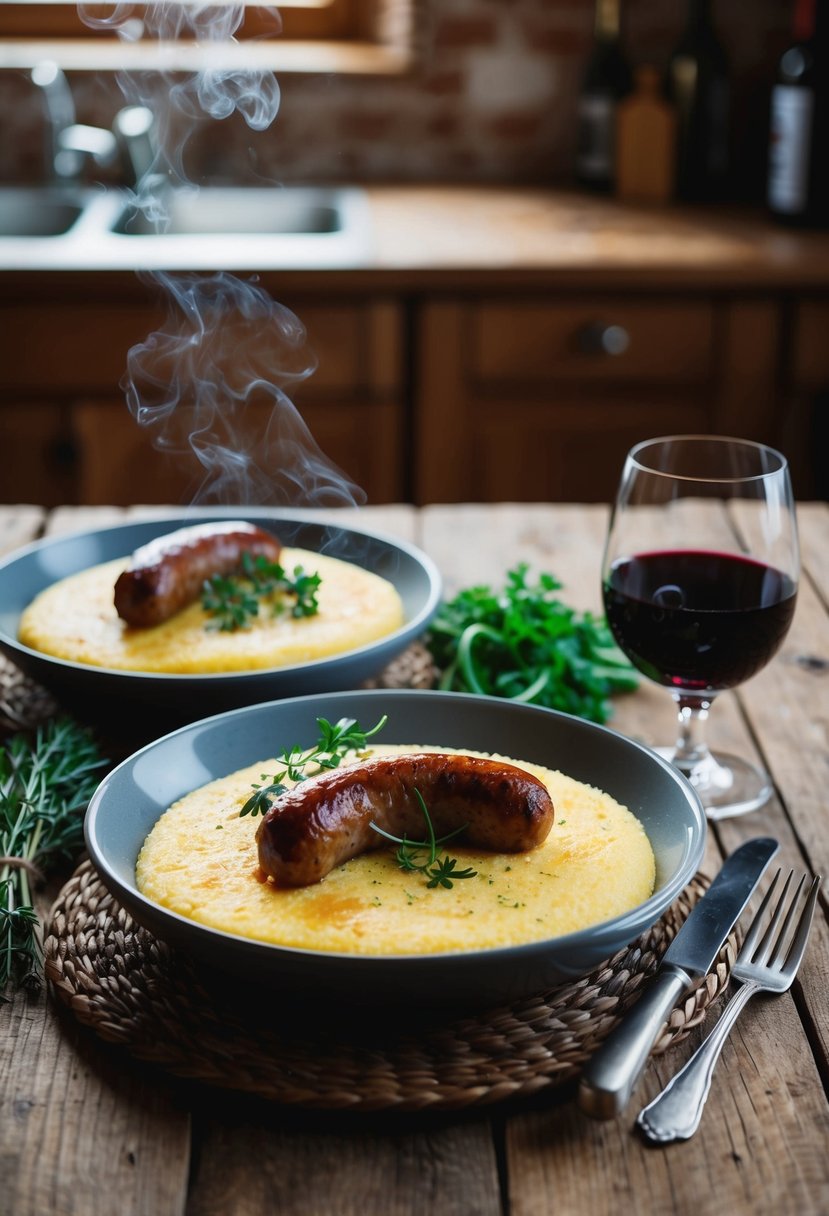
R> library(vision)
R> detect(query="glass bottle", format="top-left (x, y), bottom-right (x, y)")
top-left (575, 0), bottom-right (633, 192)
top-left (666, 0), bottom-right (730, 201)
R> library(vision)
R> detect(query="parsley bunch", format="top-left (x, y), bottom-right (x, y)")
top-left (202, 552), bottom-right (321, 632)
top-left (426, 563), bottom-right (637, 724)
top-left (240, 715), bottom-right (387, 818)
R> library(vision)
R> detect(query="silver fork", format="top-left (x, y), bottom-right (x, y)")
top-left (637, 867), bottom-right (821, 1144)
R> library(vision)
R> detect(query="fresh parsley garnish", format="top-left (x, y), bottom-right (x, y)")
top-left (426, 563), bottom-right (638, 724)
top-left (201, 552), bottom-right (321, 632)
top-left (370, 788), bottom-right (478, 890)
top-left (239, 715), bottom-right (388, 818)
top-left (0, 718), bottom-right (107, 999)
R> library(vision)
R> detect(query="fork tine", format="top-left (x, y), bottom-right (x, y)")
top-left (781, 875), bottom-right (821, 975)
top-left (766, 872), bottom-right (807, 967)
top-left (739, 868), bottom-right (782, 958)
top-left (752, 869), bottom-right (795, 966)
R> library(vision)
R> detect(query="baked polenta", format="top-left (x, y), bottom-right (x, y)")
top-left (136, 744), bottom-right (656, 955)
top-left (18, 547), bottom-right (404, 674)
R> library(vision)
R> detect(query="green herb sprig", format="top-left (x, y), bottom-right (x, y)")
top-left (426, 563), bottom-right (638, 724)
top-left (240, 714), bottom-right (388, 818)
top-left (0, 718), bottom-right (107, 999)
top-left (370, 789), bottom-right (478, 890)
top-left (202, 552), bottom-right (321, 632)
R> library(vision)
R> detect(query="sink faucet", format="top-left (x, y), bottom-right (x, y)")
top-left (30, 60), bottom-right (153, 188)
top-left (30, 60), bottom-right (82, 180)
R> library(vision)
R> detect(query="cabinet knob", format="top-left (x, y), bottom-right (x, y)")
top-left (50, 436), bottom-right (79, 469)
top-left (578, 323), bottom-right (631, 357)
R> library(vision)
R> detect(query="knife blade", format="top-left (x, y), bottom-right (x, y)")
top-left (578, 836), bottom-right (779, 1120)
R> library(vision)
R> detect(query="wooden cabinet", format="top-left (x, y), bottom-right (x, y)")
top-left (0, 269), bottom-right (825, 508)
top-left (0, 294), bottom-right (405, 507)
top-left (414, 294), bottom-right (784, 504)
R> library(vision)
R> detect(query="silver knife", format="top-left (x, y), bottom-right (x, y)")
top-left (578, 836), bottom-right (779, 1120)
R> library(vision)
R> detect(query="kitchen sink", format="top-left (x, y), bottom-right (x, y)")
top-left (0, 184), bottom-right (372, 270)
top-left (112, 186), bottom-right (344, 237)
top-left (0, 186), bottom-right (84, 237)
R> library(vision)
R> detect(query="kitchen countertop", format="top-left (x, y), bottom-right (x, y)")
top-left (2, 186), bottom-right (829, 291)
top-left (2, 499), bottom-right (828, 1216)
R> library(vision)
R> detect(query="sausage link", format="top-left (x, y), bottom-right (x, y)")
top-left (114, 521), bottom-right (282, 628)
top-left (255, 752), bottom-right (555, 887)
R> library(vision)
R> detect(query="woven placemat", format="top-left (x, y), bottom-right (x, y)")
top-left (3, 649), bottom-right (735, 1111)
top-left (45, 861), bottom-right (737, 1113)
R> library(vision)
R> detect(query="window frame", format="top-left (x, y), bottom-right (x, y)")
top-left (0, 0), bottom-right (412, 73)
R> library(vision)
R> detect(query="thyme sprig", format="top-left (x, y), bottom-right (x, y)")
top-left (202, 552), bottom-right (321, 632)
top-left (370, 789), bottom-right (478, 890)
top-left (239, 714), bottom-right (388, 818)
top-left (0, 718), bottom-right (107, 1000)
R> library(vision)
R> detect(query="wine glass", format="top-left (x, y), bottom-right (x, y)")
top-left (601, 435), bottom-right (799, 820)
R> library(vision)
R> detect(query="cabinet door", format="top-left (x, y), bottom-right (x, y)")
top-left (71, 394), bottom-right (403, 507)
top-left (415, 298), bottom-right (716, 504)
top-left (2, 296), bottom-right (405, 507)
top-left (781, 301), bottom-right (829, 498)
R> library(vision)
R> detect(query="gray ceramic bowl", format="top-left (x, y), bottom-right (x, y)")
top-left (0, 512), bottom-right (440, 727)
top-left (84, 688), bottom-right (706, 1007)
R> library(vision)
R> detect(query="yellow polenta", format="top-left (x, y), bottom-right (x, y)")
top-left (136, 744), bottom-right (656, 954)
top-left (18, 548), bottom-right (404, 674)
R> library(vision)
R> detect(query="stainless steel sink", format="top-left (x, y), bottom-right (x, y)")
top-left (0, 184), bottom-right (372, 270)
top-left (112, 186), bottom-right (344, 237)
top-left (0, 186), bottom-right (84, 237)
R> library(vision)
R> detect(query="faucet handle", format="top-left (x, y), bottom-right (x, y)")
top-left (113, 106), bottom-right (157, 186)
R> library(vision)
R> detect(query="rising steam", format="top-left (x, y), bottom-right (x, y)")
top-left (77, 2), bottom-right (364, 508)
top-left (125, 272), bottom-right (363, 506)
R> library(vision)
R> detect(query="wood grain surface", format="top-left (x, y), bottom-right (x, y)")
top-left (0, 501), bottom-right (827, 1216)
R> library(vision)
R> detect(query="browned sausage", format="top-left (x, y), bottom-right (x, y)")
top-left (255, 753), bottom-right (555, 887)
top-left (114, 521), bottom-right (282, 628)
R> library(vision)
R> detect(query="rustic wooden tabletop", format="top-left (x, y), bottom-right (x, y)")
top-left (1, 501), bottom-right (827, 1216)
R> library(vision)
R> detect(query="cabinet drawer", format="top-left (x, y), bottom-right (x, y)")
top-left (0, 301), bottom-right (399, 397)
top-left (0, 307), bottom-right (162, 393)
top-left (470, 300), bottom-right (715, 386)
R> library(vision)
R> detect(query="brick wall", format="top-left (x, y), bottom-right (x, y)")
top-left (1, 0), bottom-right (793, 200)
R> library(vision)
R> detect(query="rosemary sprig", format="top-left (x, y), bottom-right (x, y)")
top-left (370, 789), bottom-right (478, 890)
top-left (239, 714), bottom-right (388, 818)
top-left (202, 552), bottom-right (322, 632)
top-left (0, 718), bottom-right (107, 1000)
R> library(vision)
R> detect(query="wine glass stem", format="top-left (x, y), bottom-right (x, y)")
top-left (671, 695), bottom-right (715, 776)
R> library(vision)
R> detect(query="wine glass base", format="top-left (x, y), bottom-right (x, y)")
top-left (654, 747), bottom-right (773, 820)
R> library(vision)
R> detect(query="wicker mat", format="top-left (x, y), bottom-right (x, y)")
top-left (44, 863), bottom-right (737, 1113)
top-left (2, 649), bottom-right (735, 1112)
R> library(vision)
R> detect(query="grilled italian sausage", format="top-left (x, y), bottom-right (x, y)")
top-left (114, 521), bottom-right (282, 628)
top-left (255, 753), bottom-right (555, 887)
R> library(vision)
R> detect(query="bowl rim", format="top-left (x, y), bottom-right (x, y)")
top-left (0, 510), bottom-right (442, 683)
top-left (84, 688), bottom-right (707, 967)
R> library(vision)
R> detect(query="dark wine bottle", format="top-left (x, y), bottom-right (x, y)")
top-left (767, 0), bottom-right (828, 226)
top-left (575, 0), bottom-right (632, 191)
top-left (666, 0), bottom-right (730, 201)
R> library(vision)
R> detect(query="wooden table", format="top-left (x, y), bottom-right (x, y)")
top-left (2, 501), bottom-right (828, 1216)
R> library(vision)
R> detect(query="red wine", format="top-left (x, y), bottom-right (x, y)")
top-left (603, 550), bottom-right (797, 692)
